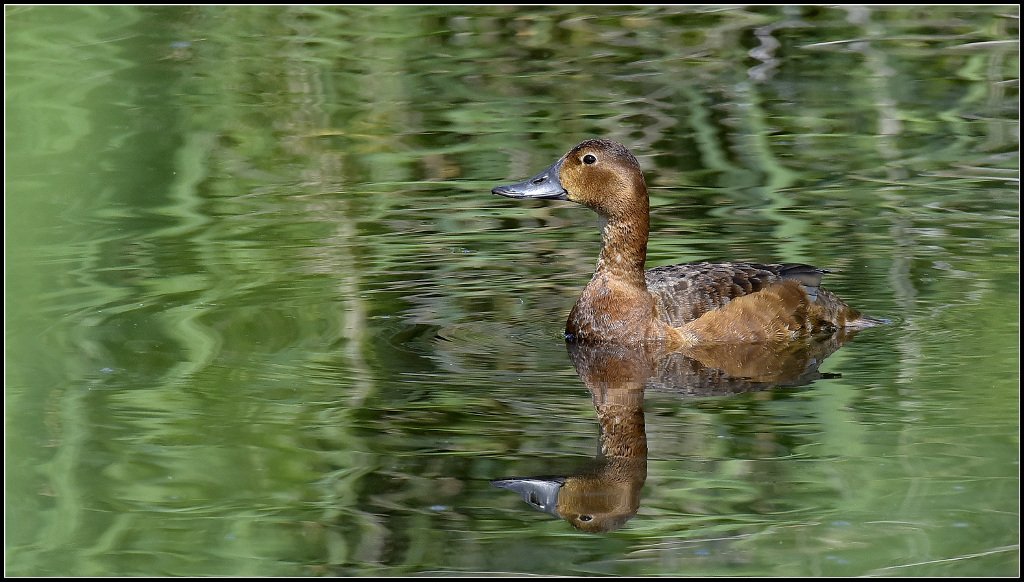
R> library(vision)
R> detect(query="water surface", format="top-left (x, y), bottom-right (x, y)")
top-left (5, 5), bottom-right (1018, 576)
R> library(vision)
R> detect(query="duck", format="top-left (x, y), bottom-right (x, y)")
top-left (492, 139), bottom-right (884, 346)
top-left (492, 345), bottom-right (649, 533)
top-left (491, 328), bottom-right (860, 532)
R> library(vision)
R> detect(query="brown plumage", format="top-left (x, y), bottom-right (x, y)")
top-left (492, 139), bottom-right (883, 346)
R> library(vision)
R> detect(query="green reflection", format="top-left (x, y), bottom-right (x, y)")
top-left (5, 4), bottom-right (1018, 577)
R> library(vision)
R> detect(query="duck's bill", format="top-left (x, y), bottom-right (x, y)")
top-left (490, 476), bottom-right (564, 514)
top-left (492, 159), bottom-right (568, 200)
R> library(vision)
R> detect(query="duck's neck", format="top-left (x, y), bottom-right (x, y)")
top-left (567, 194), bottom-right (661, 344)
top-left (595, 205), bottom-right (649, 288)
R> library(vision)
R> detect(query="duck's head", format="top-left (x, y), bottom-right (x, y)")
top-left (491, 469), bottom-right (644, 533)
top-left (492, 139), bottom-right (647, 218)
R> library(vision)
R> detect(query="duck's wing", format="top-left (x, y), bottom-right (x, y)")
top-left (644, 261), bottom-right (825, 328)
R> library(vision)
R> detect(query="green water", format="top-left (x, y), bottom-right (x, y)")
top-left (5, 5), bottom-right (1018, 576)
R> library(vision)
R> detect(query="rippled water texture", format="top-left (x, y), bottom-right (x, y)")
top-left (5, 5), bottom-right (1019, 576)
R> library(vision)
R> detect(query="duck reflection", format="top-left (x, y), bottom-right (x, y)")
top-left (492, 331), bottom-right (859, 533)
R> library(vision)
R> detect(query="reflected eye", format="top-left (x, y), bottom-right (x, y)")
top-left (582, 154), bottom-right (597, 165)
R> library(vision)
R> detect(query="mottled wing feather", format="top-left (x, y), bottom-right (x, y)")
top-left (644, 261), bottom-right (827, 327)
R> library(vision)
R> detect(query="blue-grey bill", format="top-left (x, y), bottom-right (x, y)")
top-left (492, 158), bottom-right (568, 200)
top-left (491, 476), bottom-right (565, 514)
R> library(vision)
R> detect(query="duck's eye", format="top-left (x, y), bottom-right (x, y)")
top-left (582, 154), bottom-right (597, 165)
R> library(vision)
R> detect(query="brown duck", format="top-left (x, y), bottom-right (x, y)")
top-left (492, 139), bottom-right (884, 346)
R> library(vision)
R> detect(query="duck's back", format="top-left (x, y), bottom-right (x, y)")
top-left (645, 261), bottom-right (845, 328)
